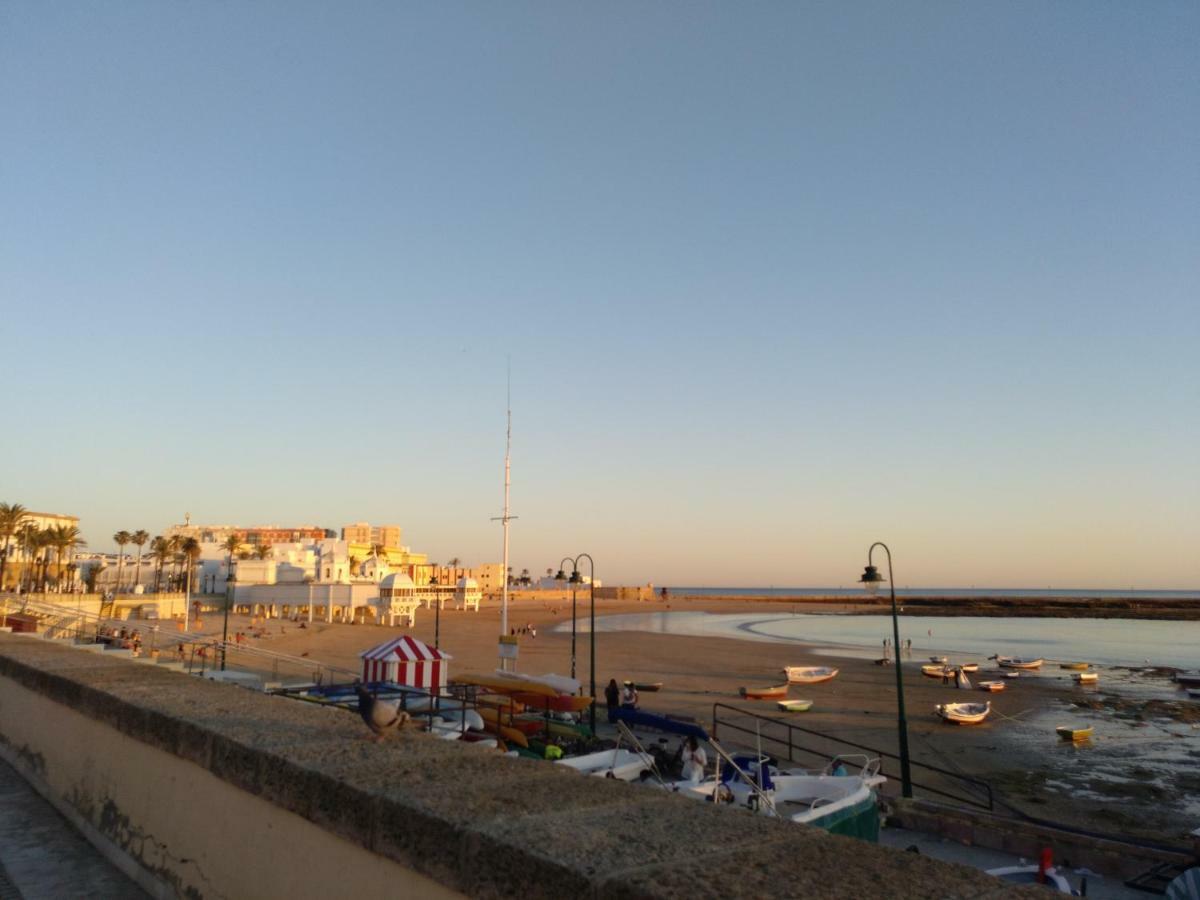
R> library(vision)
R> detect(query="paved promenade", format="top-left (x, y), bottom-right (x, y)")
top-left (0, 758), bottom-right (145, 899)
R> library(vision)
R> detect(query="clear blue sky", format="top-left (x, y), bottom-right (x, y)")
top-left (2, 3), bottom-right (1196, 588)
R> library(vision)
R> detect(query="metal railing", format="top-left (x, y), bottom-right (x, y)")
top-left (711, 703), bottom-right (994, 811)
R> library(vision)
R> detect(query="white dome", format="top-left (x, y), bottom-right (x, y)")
top-left (380, 573), bottom-right (415, 590)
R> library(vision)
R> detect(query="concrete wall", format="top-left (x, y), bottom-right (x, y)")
top-left (0, 636), bottom-right (1028, 899)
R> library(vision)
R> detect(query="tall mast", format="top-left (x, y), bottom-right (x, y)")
top-left (493, 362), bottom-right (516, 668)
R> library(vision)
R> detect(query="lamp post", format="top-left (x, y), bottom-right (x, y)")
top-left (564, 553), bottom-right (596, 733)
top-left (859, 542), bottom-right (913, 798)
top-left (221, 567), bottom-right (235, 671)
top-left (553, 556), bottom-right (577, 680)
top-left (430, 575), bottom-right (441, 649)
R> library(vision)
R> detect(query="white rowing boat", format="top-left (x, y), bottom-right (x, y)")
top-left (935, 701), bottom-right (991, 725)
top-left (782, 666), bottom-right (838, 685)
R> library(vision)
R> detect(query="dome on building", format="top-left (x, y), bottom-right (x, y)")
top-left (380, 572), bottom-right (415, 591)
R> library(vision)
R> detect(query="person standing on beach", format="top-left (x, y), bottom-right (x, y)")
top-left (621, 681), bottom-right (638, 709)
top-left (605, 679), bottom-right (620, 722)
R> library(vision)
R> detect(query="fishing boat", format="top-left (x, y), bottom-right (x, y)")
top-left (1056, 725), bottom-right (1093, 742)
top-left (1174, 673), bottom-right (1200, 687)
top-left (634, 682), bottom-right (663, 692)
top-left (993, 656), bottom-right (1043, 670)
top-left (740, 683), bottom-right (789, 700)
top-left (977, 681), bottom-right (1006, 692)
top-left (1072, 672), bottom-right (1099, 685)
top-left (782, 666), bottom-right (838, 685)
top-left (664, 755), bottom-right (885, 841)
top-left (777, 699), bottom-right (813, 713)
top-left (921, 664), bottom-right (948, 679)
top-left (929, 656), bottom-right (948, 664)
top-left (556, 748), bottom-right (653, 781)
top-left (935, 702), bottom-right (991, 725)
top-left (986, 865), bottom-right (1073, 893)
top-left (960, 663), bottom-right (979, 673)
top-left (1059, 662), bottom-right (1090, 670)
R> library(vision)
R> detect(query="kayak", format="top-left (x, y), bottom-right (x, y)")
top-left (510, 691), bottom-right (593, 713)
top-left (452, 672), bottom-right (560, 697)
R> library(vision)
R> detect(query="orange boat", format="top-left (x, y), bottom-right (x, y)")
top-left (739, 683), bottom-right (789, 700)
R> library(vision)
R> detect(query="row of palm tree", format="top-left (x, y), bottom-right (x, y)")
top-left (0, 502), bottom-right (88, 593)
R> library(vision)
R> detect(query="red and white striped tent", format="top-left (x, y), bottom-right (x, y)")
top-left (359, 635), bottom-right (451, 689)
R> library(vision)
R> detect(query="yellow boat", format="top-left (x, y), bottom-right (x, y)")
top-left (1059, 662), bottom-right (1090, 671)
top-left (1056, 725), bottom-right (1093, 742)
top-left (452, 672), bottom-right (559, 697)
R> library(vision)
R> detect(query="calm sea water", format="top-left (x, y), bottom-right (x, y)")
top-left (576, 611), bottom-right (1200, 669)
top-left (669, 586), bottom-right (1200, 599)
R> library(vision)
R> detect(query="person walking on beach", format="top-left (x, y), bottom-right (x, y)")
top-left (605, 679), bottom-right (620, 722)
top-left (620, 681), bottom-right (639, 710)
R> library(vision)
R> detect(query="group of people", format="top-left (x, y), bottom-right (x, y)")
top-left (509, 622), bottom-right (536, 638)
top-left (97, 625), bottom-right (143, 655)
top-left (603, 678), bottom-right (639, 714)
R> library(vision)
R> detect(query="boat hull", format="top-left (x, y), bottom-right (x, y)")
top-left (782, 667), bottom-right (838, 685)
top-left (936, 702), bottom-right (990, 724)
top-left (1056, 726), bottom-right (1093, 742)
top-left (740, 685), bottom-right (789, 700)
top-left (777, 699), bottom-right (813, 712)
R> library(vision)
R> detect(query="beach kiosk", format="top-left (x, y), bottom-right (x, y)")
top-left (378, 572), bottom-right (420, 627)
top-left (359, 635), bottom-right (451, 690)
top-left (454, 577), bottom-right (482, 612)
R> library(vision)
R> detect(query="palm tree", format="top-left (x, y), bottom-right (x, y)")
top-left (150, 536), bottom-right (168, 592)
top-left (180, 537), bottom-right (201, 593)
top-left (0, 502), bottom-right (29, 592)
top-left (221, 534), bottom-right (241, 591)
top-left (254, 542), bottom-right (272, 560)
top-left (113, 530), bottom-right (131, 592)
top-left (520, 567), bottom-right (531, 586)
top-left (49, 525), bottom-right (86, 590)
top-left (18, 524), bottom-right (41, 592)
top-left (130, 530), bottom-right (149, 591)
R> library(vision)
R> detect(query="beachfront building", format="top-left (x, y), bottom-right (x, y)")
top-left (3, 510), bottom-right (83, 592)
top-left (341, 522), bottom-right (402, 549)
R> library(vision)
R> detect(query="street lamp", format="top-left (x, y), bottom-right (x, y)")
top-left (564, 553), bottom-right (596, 734)
top-left (553, 557), bottom-right (577, 680)
top-left (221, 566), bottom-right (234, 671)
top-left (430, 575), bottom-right (441, 649)
top-left (860, 542), bottom-right (913, 799)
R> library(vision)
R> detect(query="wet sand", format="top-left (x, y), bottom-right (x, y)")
top-left (198, 593), bottom-right (1198, 847)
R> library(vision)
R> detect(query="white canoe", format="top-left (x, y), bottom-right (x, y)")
top-left (935, 701), bottom-right (991, 725)
top-left (782, 666), bottom-right (838, 684)
top-left (921, 665), bottom-right (948, 678)
top-left (777, 699), bottom-right (813, 712)
top-left (1072, 672), bottom-right (1099, 684)
top-left (995, 656), bottom-right (1043, 670)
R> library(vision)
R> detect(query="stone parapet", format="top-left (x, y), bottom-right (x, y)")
top-left (0, 636), bottom-right (1033, 898)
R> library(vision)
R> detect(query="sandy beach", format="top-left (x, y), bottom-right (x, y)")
top-left (192, 593), bottom-right (1199, 847)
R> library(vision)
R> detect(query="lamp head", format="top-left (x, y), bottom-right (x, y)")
top-left (568, 570), bottom-right (583, 585)
top-left (859, 565), bottom-right (885, 596)
top-left (554, 569), bottom-right (566, 581)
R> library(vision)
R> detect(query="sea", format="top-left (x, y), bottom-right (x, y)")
top-left (668, 587), bottom-right (1200, 600)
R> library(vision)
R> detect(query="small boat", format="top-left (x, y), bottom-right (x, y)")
top-left (1001, 671), bottom-right (1021, 679)
top-left (1188, 689), bottom-right (1200, 699)
top-left (873, 657), bottom-right (892, 666)
top-left (1059, 662), bottom-right (1090, 670)
top-left (977, 681), bottom-right (1006, 692)
top-left (740, 683), bottom-right (789, 700)
top-left (935, 702), bottom-right (991, 725)
top-left (777, 699), bottom-right (813, 713)
top-left (1056, 725), bottom-right (1093, 742)
top-left (556, 748), bottom-right (653, 781)
top-left (960, 663), bottom-right (979, 673)
top-left (633, 682), bottom-right (663, 692)
top-left (921, 665), bottom-right (948, 679)
top-left (994, 656), bottom-right (1043, 670)
top-left (986, 865), bottom-right (1073, 893)
top-left (1174, 673), bottom-right (1200, 687)
top-left (782, 666), bottom-right (838, 684)
top-left (929, 656), bottom-right (948, 664)
top-left (1072, 672), bottom-right (1099, 684)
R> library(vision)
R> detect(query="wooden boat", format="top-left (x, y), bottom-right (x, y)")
top-left (1072, 672), bottom-right (1099, 685)
top-left (921, 665), bottom-right (948, 679)
top-left (782, 666), bottom-right (838, 685)
top-left (929, 656), bottom-right (948, 665)
top-left (740, 683), bottom-right (789, 700)
top-left (1059, 662), bottom-right (1090, 671)
top-left (960, 663), bottom-right (979, 673)
top-left (1173, 673), bottom-right (1200, 687)
top-left (633, 682), bottom-right (663, 692)
top-left (1056, 725), bottom-right (1093, 742)
top-left (994, 656), bottom-right (1043, 670)
top-left (977, 681), bottom-right (1006, 692)
top-left (935, 702), bottom-right (991, 725)
top-left (777, 699), bottom-right (813, 713)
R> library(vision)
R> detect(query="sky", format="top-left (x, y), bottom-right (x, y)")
top-left (1, 3), bottom-right (1197, 589)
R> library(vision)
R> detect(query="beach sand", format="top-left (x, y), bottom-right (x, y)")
top-left (192, 594), bottom-right (1197, 846)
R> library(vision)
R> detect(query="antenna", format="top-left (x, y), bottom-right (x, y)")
top-left (491, 359), bottom-right (517, 668)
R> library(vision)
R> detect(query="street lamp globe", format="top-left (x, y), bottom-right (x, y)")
top-left (859, 564), bottom-right (885, 596)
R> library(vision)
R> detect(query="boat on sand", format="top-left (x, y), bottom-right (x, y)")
top-left (977, 681), bottom-right (1006, 692)
top-left (782, 666), bottom-right (838, 684)
top-left (960, 663), bottom-right (979, 673)
top-left (1056, 725), bottom-right (1093, 742)
top-left (992, 656), bottom-right (1043, 670)
top-left (935, 702), bottom-right (991, 725)
top-left (740, 683), bottom-right (789, 700)
top-left (777, 699), bottom-right (812, 713)
top-left (1072, 672), bottom-right (1099, 685)
top-left (1059, 662), bottom-right (1089, 670)
top-left (921, 665), bottom-right (948, 679)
